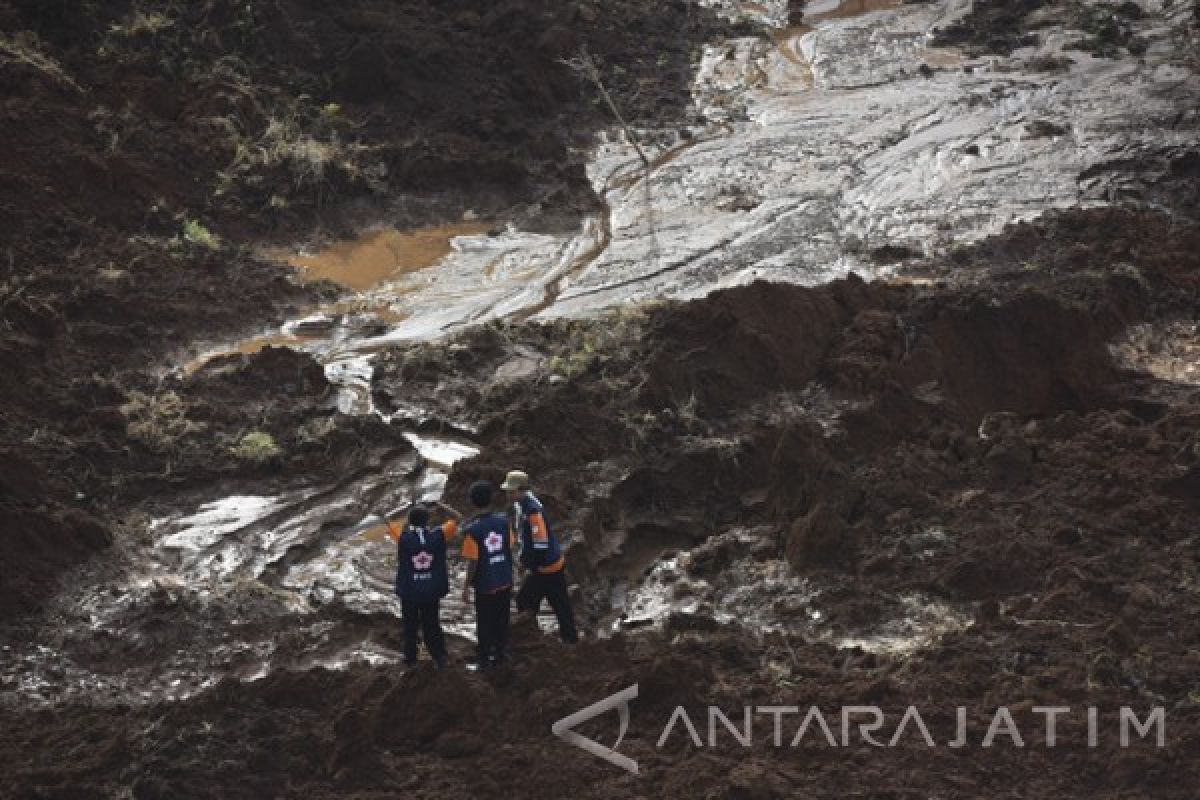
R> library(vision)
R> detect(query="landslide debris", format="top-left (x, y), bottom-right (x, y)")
top-left (0, 0), bottom-right (741, 619)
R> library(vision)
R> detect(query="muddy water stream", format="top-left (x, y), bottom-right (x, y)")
top-left (6, 0), bottom-right (1199, 707)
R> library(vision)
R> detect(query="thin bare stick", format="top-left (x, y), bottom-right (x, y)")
top-left (562, 45), bottom-right (651, 168)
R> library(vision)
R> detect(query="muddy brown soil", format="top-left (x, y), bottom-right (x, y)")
top-left (3, 207), bottom-right (1199, 797)
top-left (3, 1), bottom-right (1200, 797)
top-left (3, 628), bottom-right (1197, 799)
top-left (407, 210), bottom-right (1200, 644)
top-left (0, 0), bottom-right (741, 619)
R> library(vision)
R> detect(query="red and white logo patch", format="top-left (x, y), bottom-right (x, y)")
top-left (484, 531), bottom-right (504, 553)
top-left (411, 551), bottom-right (434, 570)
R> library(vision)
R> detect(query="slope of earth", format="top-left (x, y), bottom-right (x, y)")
top-left (2, 206), bottom-right (1199, 797)
top-left (0, 0), bottom-right (741, 619)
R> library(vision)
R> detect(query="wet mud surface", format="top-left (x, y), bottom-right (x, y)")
top-left (0, 0), bottom-right (741, 618)
top-left (5, 205), bottom-right (1200, 797)
top-left (540, 0), bottom-right (1199, 314)
top-left (2, 0), bottom-right (1200, 797)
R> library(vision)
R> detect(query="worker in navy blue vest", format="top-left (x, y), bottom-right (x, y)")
top-left (385, 501), bottom-right (461, 669)
top-left (502, 470), bottom-right (578, 643)
top-left (459, 480), bottom-right (516, 669)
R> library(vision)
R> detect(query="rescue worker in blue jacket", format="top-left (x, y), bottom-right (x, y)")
top-left (385, 500), bottom-right (462, 669)
top-left (459, 480), bottom-right (516, 669)
top-left (502, 470), bottom-right (578, 643)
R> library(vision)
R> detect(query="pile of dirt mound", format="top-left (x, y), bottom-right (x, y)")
top-left (638, 275), bottom-right (1131, 427)
top-left (641, 277), bottom-right (885, 417)
top-left (895, 290), bottom-right (1127, 424)
top-left (2, 625), bottom-right (1196, 799)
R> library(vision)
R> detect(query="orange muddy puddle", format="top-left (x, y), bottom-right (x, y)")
top-left (226, 332), bottom-right (314, 356)
top-left (284, 224), bottom-right (489, 291)
top-left (183, 224), bottom-right (487, 375)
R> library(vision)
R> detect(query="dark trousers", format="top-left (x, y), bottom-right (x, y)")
top-left (475, 588), bottom-right (511, 665)
top-left (400, 597), bottom-right (446, 665)
top-left (516, 570), bottom-right (578, 643)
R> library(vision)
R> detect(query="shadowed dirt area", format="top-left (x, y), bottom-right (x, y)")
top-left (932, 0), bottom-right (1187, 58)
